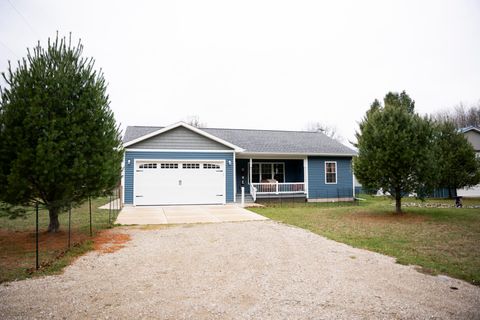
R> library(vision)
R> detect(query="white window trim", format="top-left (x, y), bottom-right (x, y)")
top-left (251, 162), bottom-right (285, 182)
top-left (325, 161), bottom-right (337, 185)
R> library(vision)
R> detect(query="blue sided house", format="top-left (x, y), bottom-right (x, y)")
top-left (122, 122), bottom-right (357, 206)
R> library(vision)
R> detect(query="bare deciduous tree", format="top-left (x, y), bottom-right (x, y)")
top-left (184, 115), bottom-right (206, 128)
top-left (432, 101), bottom-right (480, 128)
top-left (305, 122), bottom-right (343, 142)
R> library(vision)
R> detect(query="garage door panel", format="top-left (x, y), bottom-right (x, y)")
top-left (134, 160), bottom-right (226, 205)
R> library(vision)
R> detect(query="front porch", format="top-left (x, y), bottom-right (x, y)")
top-left (235, 158), bottom-right (307, 201)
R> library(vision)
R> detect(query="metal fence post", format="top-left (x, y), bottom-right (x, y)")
top-left (89, 197), bottom-right (92, 237)
top-left (116, 187), bottom-right (119, 213)
top-left (109, 194), bottom-right (112, 225)
top-left (68, 207), bottom-right (71, 249)
top-left (35, 202), bottom-right (39, 270)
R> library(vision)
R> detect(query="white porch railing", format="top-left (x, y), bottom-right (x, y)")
top-left (251, 182), bottom-right (305, 195)
top-left (251, 184), bottom-right (257, 202)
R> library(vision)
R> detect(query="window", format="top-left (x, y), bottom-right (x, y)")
top-left (203, 163), bottom-right (220, 169)
top-left (182, 163), bottom-right (200, 169)
top-left (251, 162), bottom-right (285, 183)
top-left (139, 163), bottom-right (157, 169)
top-left (261, 163), bottom-right (272, 181)
top-left (325, 161), bottom-right (337, 184)
top-left (160, 163), bottom-right (178, 169)
top-left (273, 163), bottom-right (284, 182)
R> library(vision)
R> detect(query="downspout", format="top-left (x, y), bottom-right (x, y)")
top-left (233, 152), bottom-right (236, 202)
top-left (352, 158), bottom-right (356, 200)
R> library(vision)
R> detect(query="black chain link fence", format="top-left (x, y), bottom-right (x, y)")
top-left (0, 187), bottom-right (123, 282)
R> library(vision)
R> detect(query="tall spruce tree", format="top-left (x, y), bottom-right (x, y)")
top-left (354, 91), bottom-right (435, 213)
top-left (0, 35), bottom-right (123, 232)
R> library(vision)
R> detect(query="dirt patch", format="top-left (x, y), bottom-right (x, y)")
top-left (93, 230), bottom-right (131, 254)
top-left (0, 229), bottom-right (89, 252)
top-left (0, 228), bottom-right (91, 283)
top-left (346, 211), bottom-right (428, 224)
top-left (0, 229), bottom-right (89, 267)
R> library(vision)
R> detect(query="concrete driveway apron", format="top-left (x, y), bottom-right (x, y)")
top-left (115, 204), bottom-right (267, 225)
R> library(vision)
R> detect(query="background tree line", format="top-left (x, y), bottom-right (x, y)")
top-left (432, 102), bottom-right (480, 129)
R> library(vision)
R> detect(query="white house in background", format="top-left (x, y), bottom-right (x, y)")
top-left (457, 126), bottom-right (480, 197)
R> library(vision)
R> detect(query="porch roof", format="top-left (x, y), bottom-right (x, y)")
top-left (124, 125), bottom-right (356, 156)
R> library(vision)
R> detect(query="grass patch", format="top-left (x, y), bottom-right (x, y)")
top-left (0, 197), bottom-right (120, 283)
top-left (250, 195), bottom-right (480, 285)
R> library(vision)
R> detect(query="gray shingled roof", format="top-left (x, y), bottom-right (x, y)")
top-left (123, 125), bottom-right (356, 155)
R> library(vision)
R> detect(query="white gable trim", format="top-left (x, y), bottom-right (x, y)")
top-left (124, 148), bottom-right (235, 153)
top-left (463, 127), bottom-right (480, 134)
top-left (123, 122), bottom-right (245, 152)
top-left (459, 126), bottom-right (480, 133)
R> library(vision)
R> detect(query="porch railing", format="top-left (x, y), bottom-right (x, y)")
top-left (251, 184), bottom-right (257, 202)
top-left (251, 182), bottom-right (305, 195)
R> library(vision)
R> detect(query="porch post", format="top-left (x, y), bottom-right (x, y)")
top-left (304, 157), bottom-right (309, 199)
top-left (249, 158), bottom-right (253, 187)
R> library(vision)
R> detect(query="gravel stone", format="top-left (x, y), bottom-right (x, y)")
top-left (0, 220), bottom-right (479, 319)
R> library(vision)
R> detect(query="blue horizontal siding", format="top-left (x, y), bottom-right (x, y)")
top-left (308, 157), bottom-right (353, 199)
top-left (427, 187), bottom-right (456, 198)
top-left (124, 151), bottom-right (234, 204)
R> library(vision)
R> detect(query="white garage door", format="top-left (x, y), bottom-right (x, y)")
top-left (134, 160), bottom-right (226, 205)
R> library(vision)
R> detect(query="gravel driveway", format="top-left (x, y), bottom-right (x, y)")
top-left (1, 221), bottom-right (479, 319)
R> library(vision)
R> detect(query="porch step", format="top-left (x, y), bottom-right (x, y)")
top-left (236, 194), bottom-right (255, 203)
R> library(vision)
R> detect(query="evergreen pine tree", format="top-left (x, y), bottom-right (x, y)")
top-left (0, 35), bottom-right (123, 232)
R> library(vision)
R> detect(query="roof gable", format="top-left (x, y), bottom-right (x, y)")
top-left (127, 126), bottom-right (233, 150)
top-left (124, 122), bottom-right (243, 151)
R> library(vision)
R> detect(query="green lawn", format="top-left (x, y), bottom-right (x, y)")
top-left (250, 196), bottom-right (480, 285)
top-left (0, 197), bottom-right (120, 283)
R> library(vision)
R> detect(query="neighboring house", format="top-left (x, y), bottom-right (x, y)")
top-left (122, 122), bottom-right (356, 206)
top-left (457, 126), bottom-right (480, 197)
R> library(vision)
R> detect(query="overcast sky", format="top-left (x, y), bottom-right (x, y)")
top-left (1, 0), bottom-right (479, 146)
